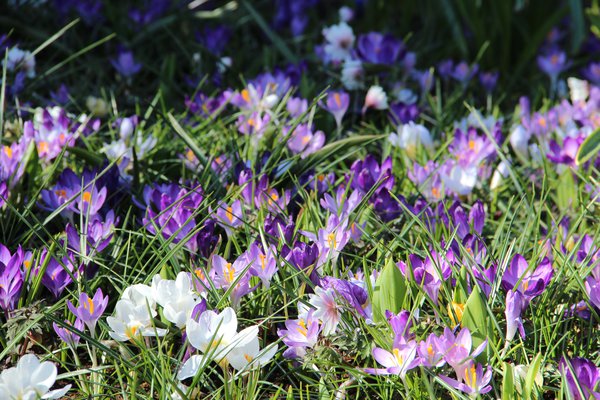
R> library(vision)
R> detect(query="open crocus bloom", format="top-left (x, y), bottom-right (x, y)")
top-left (364, 338), bottom-right (419, 378)
top-left (0, 354), bottom-right (71, 399)
top-left (106, 298), bottom-right (167, 342)
top-left (180, 307), bottom-right (276, 377)
top-left (153, 272), bottom-right (202, 328)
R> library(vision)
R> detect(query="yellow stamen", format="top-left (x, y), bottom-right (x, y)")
top-left (225, 262), bottom-right (234, 283)
top-left (186, 149), bottom-right (195, 162)
top-left (302, 136), bottom-right (310, 144)
top-left (244, 354), bottom-right (253, 362)
top-left (194, 269), bottom-right (205, 281)
top-left (82, 191), bottom-right (92, 203)
top-left (38, 141), bottom-right (49, 154)
top-left (392, 348), bottom-right (404, 365)
top-left (126, 325), bottom-right (139, 339)
top-left (241, 89), bottom-right (250, 103)
top-left (3, 146), bottom-right (12, 158)
top-left (85, 297), bottom-right (95, 314)
top-left (468, 140), bottom-right (476, 150)
top-left (334, 93), bottom-right (342, 108)
top-left (327, 233), bottom-right (336, 249)
top-left (23, 260), bottom-right (31, 270)
top-left (55, 189), bottom-right (67, 198)
top-left (465, 365), bottom-right (477, 387)
top-left (226, 206), bottom-right (234, 222)
top-left (259, 254), bottom-right (266, 270)
top-left (427, 344), bottom-right (434, 356)
top-left (296, 319), bottom-right (308, 336)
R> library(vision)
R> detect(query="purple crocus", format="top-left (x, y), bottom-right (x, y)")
top-left (67, 288), bottom-right (108, 332)
top-left (560, 357), bottom-right (600, 400)
top-left (582, 62), bottom-right (600, 85)
top-left (417, 332), bottom-right (446, 368)
top-left (501, 254), bottom-right (553, 306)
top-left (321, 91), bottom-right (350, 129)
top-left (321, 276), bottom-right (369, 319)
top-left (248, 243), bottom-right (279, 288)
top-left (479, 71), bottom-right (499, 93)
top-left (285, 124), bottom-right (325, 159)
top-left (278, 308), bottom-right (321, 359)
top-left (111, 50), bottom-right (142, 78)
top-left (450, 61), bottom-right (479, 85)
top-left (441, 327), bottom-right (488, 376)
top-left (440, 361), bottom-right (493, 395)
top-left (0, 245), bottom-right (24, 312)
top-left (505, 290), bottom-right (525, 341)
top-left (537, 49), bottom-right (569, 81)
top-left (210, 254), bottom-right (253, 308)
top-left (302, 215), bottom-right (351, 271)
top-left (66, 211), bottom-right (117, 257)
top-left (41, 251), bottom-right (78, 298)
top-left (213, 200), bottom-right (243, 238)
top-left (365, 337), bottom-right (419, 378)
top-left (585, 276), bottom-right (600, 311)
top-left (356, 32), bottom-right (404, 65)
top-left (350, 155), bottom-right (394, 194)
top-left (285, 241), bottom-right (321, 285)
top-left (547, 135), bottom-right (584, 168)
top-left (53, 319), bottom-right (84, 349)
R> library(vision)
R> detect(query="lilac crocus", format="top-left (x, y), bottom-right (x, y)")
top-left (66, 211), bottom-right (117, 257)
top-left (248, 243), bottom-right (278, 288)
top-left (211, 254), bottom-right (253, 308)
top-left (547, 135), bottom-right (584, 169)
top-left (560, 357), bottom-right (600, 400)
top-left (582, 62), bottom-right (600, 85)
top-left (67, 288), bottom-right (108, 332)
top-left (303, 215), bottom-right (351, 271)
top-left (479, 71), bottom-right (499, 93)
top-left (387, 310), bottom-right (416, 343)
top-left (440, 361), bottom-right (493, 396)
top-left (277, 308), bottom-right (321, 359)
top-left (321, 91), bottom-right (349, 129)
top-left (417, 332), bottom-right (446, 368)
top-left (537, 49), bottom-right (569, 81)
top-left (53, 319), bottom-right (84, 349)
top-left (286, 124), bottom-right (325, 159)
top-left (285, 241), bottom-right (321, 285)
top-left (450, 61), bottom-right (479, 85)
top-left (111, 50), bottom-right (142, 78)
top-left (441, 327), bottom-right (488, 375)
top-left (213, 200), bottom-right (243, 237)
top-left (585, 277), bottom-right (600, 311)
top-left (321, 276), bottom-right (369, 319)
top-left (505, 290), bottom-right (525, 341)
top-left (365, 337), bottom-right (419, 378)
top-left (41, 251), bottom-right (78, 298)
top-left (501, 254), bottom-right (553, 305)
top-left (0, 245), bottom-right (24, 311)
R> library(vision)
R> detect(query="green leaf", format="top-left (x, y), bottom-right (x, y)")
top-left (555, 169), bottom-right (578, 211)
top-left (502, 362), bottom-right (515, 400)
top-left (524, 353), bottom-right (543, 398)
top-left (372, 258), bottom-right (407, 323)
top-left (576, 127), bottom-right (600, 165)
top-left (461, 285), bottom-right (491, 352)
top-left (568, 0), bottom-right (585, 52)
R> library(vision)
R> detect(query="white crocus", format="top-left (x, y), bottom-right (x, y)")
top-left (0, 354), bottom-right (71, 399)
top-left (106, 298), bottom-right (167, 342)
top-left (154, 272), bottom-right (201, 328)
top-left (121, 281), bottom-right (158, 309)
top-left (4, 47), bottom-right (36, 78)
top-left (341, 59), bottom-right (364, 90)
top-left (180, 307), bottom-right (276, 378)
top-left (362, 85), bottom-right (388, 113)
top-left (509, 124), bottom-right (531, 161)
top-left (442, 164), bottom-right (478, 196)
top-left (389, 122), bottom-right (433, 158)
top-left (322, 22), bottom-right (355, 63)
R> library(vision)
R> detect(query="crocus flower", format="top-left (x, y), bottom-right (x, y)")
top-left (3, 46), bottom-right (35, 78)
top-left (278, 308), bottom-right (321, 359)
top-left (41, 252), bottom-right (78, 298)
top-left (106, 298), bottom-right (167, 342)
top-left (0, 245), bottom-right (24, 312)
top-left (153, 272), bottom-right (202, 328)
top-left (182, 307), bottom-right (275, 373)
top-left (248, 243), bottom-right (279, 288)
top-left (321, 276), bottom-right (369, 319)
top-left (66, 211), bottom-right (117, 258)
top-left (389, 122), bottom-right (433, 158)
top-left (560, 357), bottom-right (600, 400)
top-left (505, 290), bottom-right (525, 341)
top-left (68, 288), bottom-right (108, 332)
top-left (341, 59), bottom-right (364, 90)
top-left (213, 200), bottom-right (243, 238)
top-left (211, 254), bottom-right (253, 308)
top-left (501, 254), bottom-right (553, 306)
top-left (285, 241), bottom-right (321, 285)
top-left (53, 318), bottom-right (84, 349)
top-left (362, 85), bottom-right (388, 113)
top-left (582, 62), bottom-right (600, 85)
top-left (356, 32), bottom-right (404, 65)
top-left (321, 91), bottom-right (350, 128)
top-left (308, 286), bottom-right (341, 335)
top-left (365, 337), bottom-right (419, 378)
top-left (0, 354), bottom-right (71, 399)
top-left (321, 22), bottom-right (355, 64)
top-left (111, 50), bottom-right (142, 78)
top-left (417, 333), bottom-right (446, 368)
top-left (585, 277), bottom-right (600, 311)
top-left (537, 49), bottom-right (569, 81)
top-left (285, 124), bottom-right (326, 159)
top-left (23, 107), bottom-right (79, 161)
top-left (350, 155), bottom-right (394, 194)
top-left (479, 71), bottom-right (499, 93)
top-left (450, 61), bottom-right (479, 85)
top-left (441, 327), bottom-right (487, 375)
top-left (440, 361), bottom-right (493, 396)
